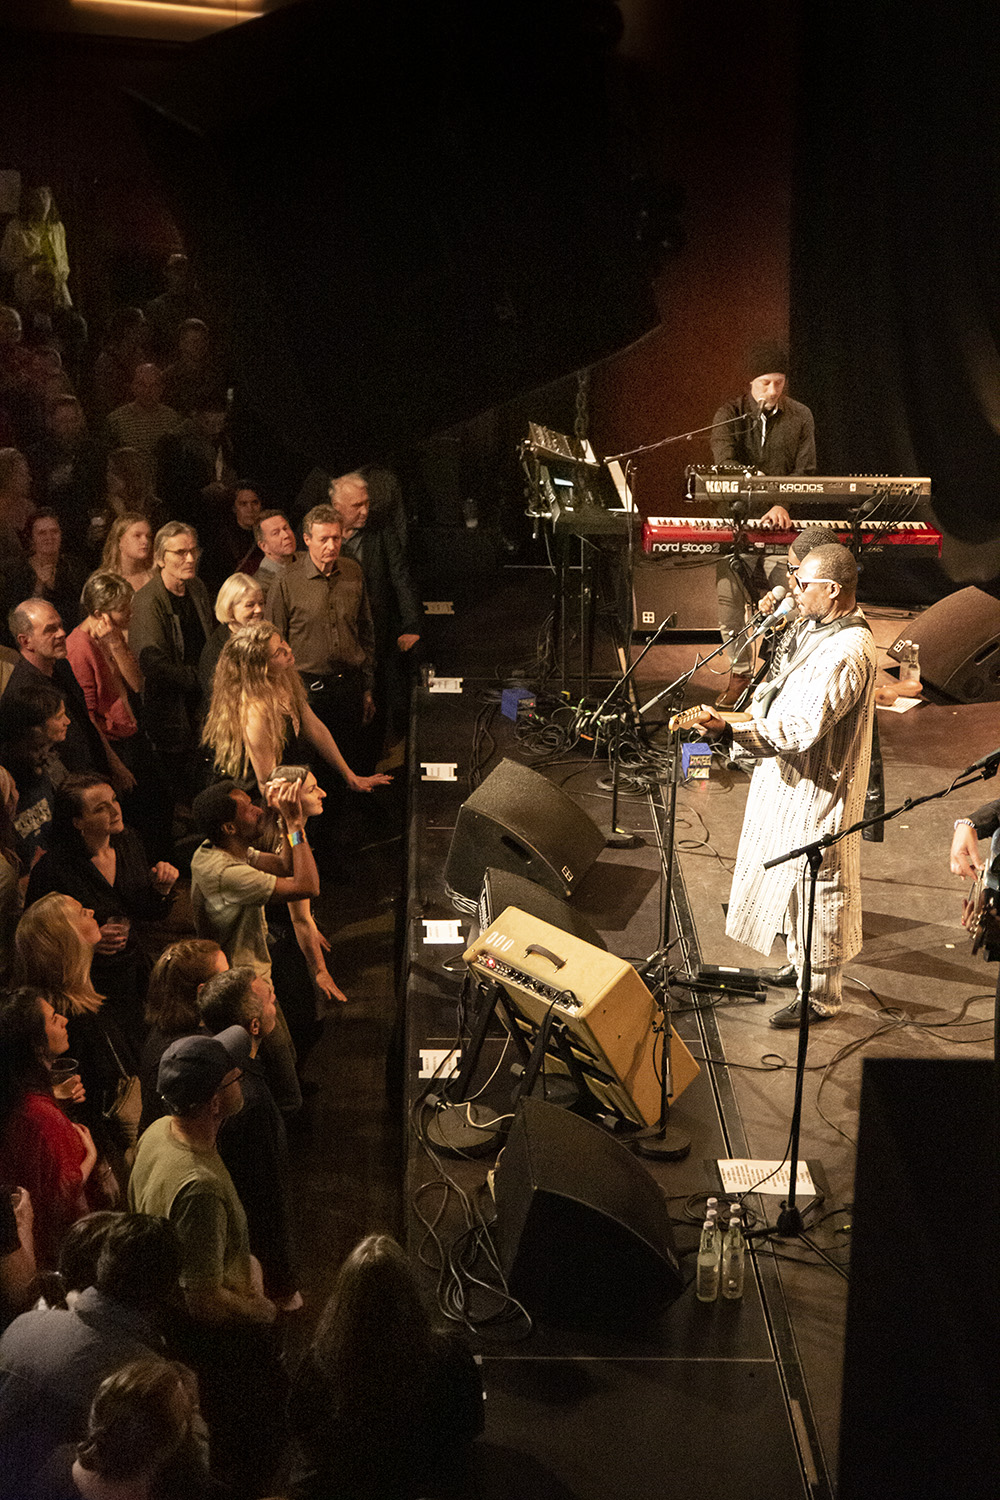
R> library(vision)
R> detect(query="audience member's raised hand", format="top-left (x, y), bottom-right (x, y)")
top-left (266, 776), bottom-right (306, 832)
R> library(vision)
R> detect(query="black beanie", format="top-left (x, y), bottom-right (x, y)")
top-left (748, 341), bottom-right (788, 379)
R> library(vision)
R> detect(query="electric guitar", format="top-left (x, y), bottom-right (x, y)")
top-left (962, 834), bottom-right (1000, 961)
top-left (667, 705), bottom-right (752, 733)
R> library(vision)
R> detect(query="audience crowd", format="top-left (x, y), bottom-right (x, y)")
top-left (0, 186), bottom-right (475, 1499)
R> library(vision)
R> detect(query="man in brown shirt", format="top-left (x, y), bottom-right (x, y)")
top-left (265, 504), bottom-right (376, 821)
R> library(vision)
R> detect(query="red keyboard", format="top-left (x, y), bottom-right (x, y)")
top-left (641, 516), bottom-right (943, 556)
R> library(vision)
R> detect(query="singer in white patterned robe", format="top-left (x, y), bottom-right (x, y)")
top-left (699, 543), bottom-right (876, 1019)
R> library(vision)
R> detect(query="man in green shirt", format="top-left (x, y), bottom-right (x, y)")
top-left (128, 1025), bottom-right (286, 1490)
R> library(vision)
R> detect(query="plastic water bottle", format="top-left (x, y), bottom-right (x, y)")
top-left (721, 1211), bottom-right (745, 1300)
top-left (696, 1214), bottom-right (721, 1302)
top-left (897, 640), bottom-right (922, 696)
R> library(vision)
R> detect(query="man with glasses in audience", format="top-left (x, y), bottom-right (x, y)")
top-left (692, 542), bottom-right (876, 1027)
top-left (129, 520), bottom-right (213, 804)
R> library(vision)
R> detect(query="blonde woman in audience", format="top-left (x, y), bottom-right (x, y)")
top-left (197, 570), bottom-right (265, 708)
top-left (203, 619), bottom-right (390, 795)
top-left (100, 512), bottom-right (154, 593)
top-left (14, 892), bottom-right (137, 1167)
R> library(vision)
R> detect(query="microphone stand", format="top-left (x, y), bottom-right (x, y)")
top-left (584, 613), bottom-right (677, 847)
top-left (763, 754), bottom-right (1000, 1238)
top-left (629, 608), bottom-right (788, 1161)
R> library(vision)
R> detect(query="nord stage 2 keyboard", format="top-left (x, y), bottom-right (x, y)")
top-left (642, 516), bottom-right (943, 556)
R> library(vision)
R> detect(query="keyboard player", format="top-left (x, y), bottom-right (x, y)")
top-left (710, 342), bottom-right (817, 706)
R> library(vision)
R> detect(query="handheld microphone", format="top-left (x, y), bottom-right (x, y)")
top-left (749, 584), bottom-right (786, 621)
top-left (746, 594), bottom-right (796, 645)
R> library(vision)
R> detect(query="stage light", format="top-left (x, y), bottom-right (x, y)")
top-left (71, 0), bottom-right (264, 28)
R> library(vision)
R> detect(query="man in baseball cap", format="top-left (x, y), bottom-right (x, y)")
top-left (155, 1025), bottom-right (251, 1115)
top-left (128, 1022), bottom-right (286, 1488)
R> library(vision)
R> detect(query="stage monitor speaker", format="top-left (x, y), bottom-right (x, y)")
top-left (632, 555), bottom-right (723, 644)
top-left (464, 907), bottom-right (699, 1126)
top-left (494, 1097), bottom-right (683, 1327)
top-left (445, 758), bottom-right (605, 901)
top-left (838, 1058), bottom-right (998, 1500)
top-left (888, 587), bottom-right (1000, 701)
top-left (479, 867), bottom-right (607, 951)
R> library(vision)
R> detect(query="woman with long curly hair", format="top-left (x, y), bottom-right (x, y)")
top-left (289, 1233), bottom-right (484, 1499)
top-left (202, 619), bottom-right (390, 795)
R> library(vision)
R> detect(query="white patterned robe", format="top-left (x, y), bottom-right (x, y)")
top-left (724, 613), bottom-right (877, 966)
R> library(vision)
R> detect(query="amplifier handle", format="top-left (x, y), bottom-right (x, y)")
top-left (524, 943), bottom-right (566, 970)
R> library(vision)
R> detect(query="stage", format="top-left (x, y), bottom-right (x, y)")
top-left (397, 559), bottom-right (996, 1499)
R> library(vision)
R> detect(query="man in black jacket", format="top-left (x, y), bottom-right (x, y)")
top-left (129, 520), bottom-right (213, 802)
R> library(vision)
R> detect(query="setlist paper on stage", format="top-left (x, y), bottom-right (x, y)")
top-left (717, 1159), bottom-right (817, 1195)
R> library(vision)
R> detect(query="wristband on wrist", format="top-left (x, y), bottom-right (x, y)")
top-left (954, 818), bottom-right (976, 831)
top-left (288, 828), bottom-right (305, 847)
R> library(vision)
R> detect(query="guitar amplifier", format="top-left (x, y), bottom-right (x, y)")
top-left (464, 907), bottom-right (700, 1127)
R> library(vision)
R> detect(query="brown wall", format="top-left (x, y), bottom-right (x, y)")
top-left (590, 1), bottom-right (796, 515)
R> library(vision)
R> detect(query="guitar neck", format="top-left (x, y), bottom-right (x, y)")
top-left (668, 706), bottom-right (753, 732)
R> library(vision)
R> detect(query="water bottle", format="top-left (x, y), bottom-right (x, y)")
top-left (721, 1212), bottom-right (745, 1300)
top-left (897, 640), bottom-right (922, 695)
top-left (696, 1214), bottom-right (721, 1302)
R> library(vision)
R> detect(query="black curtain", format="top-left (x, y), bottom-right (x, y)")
top-left (130, 0), bottom-right (656, 477)
top-left (792, 2), bottom-right (1000, 550)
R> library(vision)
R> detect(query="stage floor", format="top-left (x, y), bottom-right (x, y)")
top-left (400, 563), bottom-right (996, 1498)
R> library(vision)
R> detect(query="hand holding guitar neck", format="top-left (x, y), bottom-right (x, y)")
top-left (668, 704), bottom-right (752, 735)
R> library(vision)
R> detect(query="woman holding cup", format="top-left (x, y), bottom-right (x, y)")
top-left (0, 986), bottom-right (108, 1268)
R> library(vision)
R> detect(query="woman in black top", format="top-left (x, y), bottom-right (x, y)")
top-left (25, 774), bottom-right (178, 1056)
top-left (1, 510), bottom-right (88, 633)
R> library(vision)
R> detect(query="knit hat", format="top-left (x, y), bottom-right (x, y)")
top-left (157, 1026), bottom-right (251, 1113)
top-left (748, 341), bottom-right (789, 379)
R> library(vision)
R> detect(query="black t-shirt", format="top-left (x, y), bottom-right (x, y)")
top-left (170, 587), bottom-right (208, 668)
